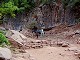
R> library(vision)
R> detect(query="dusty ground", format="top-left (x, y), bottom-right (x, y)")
top-left (12, 45), bottom-right (80, 60)
top-left (27, 46), bottom-right (79, 60)
top-left (11, 24), bottom-right (80, 60)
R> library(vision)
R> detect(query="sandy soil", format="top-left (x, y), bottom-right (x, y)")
top-left (27, 46), bottom-right (79, 60)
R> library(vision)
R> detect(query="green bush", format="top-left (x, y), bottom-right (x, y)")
top-left (0, 33), bottom-right (10, 45)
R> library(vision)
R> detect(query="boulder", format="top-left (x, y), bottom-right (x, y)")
top-left (41, 40), bottom-right (48, 46)
top-left (6, 30), bottom-right (27, 46)
top-left (0, 47), bottom-right (12, 60)
top-left (74, 53), bottom-right (79, 56)
top-left (74, 30), bottom-right (80, 34)
top-left (57, 42), bottom-right (63, 46)
top-left (62, 42), bottom-right (69, 47)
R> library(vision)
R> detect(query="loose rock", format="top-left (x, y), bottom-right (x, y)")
top-left (0, 47), bottom-right (12, 60)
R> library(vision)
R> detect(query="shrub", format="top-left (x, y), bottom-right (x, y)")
top-left (0, 33), bottom-right (10, 45)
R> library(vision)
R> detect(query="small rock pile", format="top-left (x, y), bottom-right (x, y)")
top-left (21, 40), bottom-right (70, 49)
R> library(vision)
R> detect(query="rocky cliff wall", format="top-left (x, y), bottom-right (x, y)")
top-left (4, 3), bottom-right (76, 30)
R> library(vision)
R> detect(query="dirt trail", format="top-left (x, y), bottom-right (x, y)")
top-left (27, 46), bottom-right (79, 60)
top-left (11, 24), bottom-right (80, 60)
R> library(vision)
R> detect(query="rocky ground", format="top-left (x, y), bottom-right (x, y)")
top-left (11, 44), bottom-right (80, 60)
top-left (1, 24), bottom-right (80, 60)
top-left (28, 46), bottom-right (79, 60)
top-left (9, 24), bottom-right (80, 60)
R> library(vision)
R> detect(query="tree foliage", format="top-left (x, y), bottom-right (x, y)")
top-left (0, 0), bottom-right (80, 19)
top-left (0, 0), bottom-right (35, 18)
top-left (10, 0), bottom-right (35, 12)
top-left (0, 33), bottom-right (10, 45)
top-left (0, 1), bottom-right (19, 18)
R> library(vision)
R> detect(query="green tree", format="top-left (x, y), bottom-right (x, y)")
top-left (0, 1), bottom-right (19, 18)
top-left (0, 33), bottom-right (10, 45)
top-left (11, 0), bottom-right (35, 12)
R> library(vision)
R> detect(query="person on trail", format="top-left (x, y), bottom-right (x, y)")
top-left (32, 26), bottom-right (37, 33)
top-left (32, 26), bottom-right (38, 38)
top-left (40, 28), bottom-right (44, 37)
